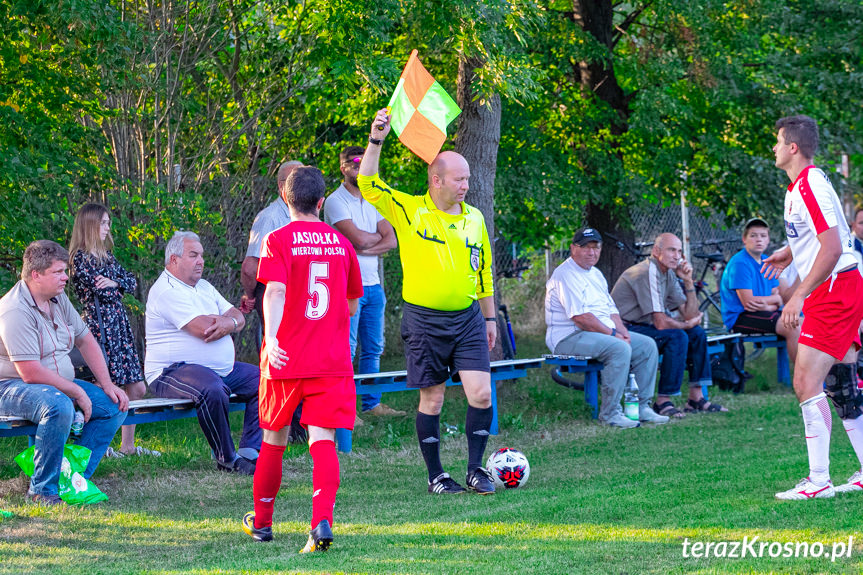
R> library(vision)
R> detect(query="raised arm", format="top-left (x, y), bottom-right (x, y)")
top-left (358, 108), bottom-right (391, 178)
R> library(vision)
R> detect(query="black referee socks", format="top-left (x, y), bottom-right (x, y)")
top-left (416, 411), bottom-right (445, 482)
top-left (466, 405), bottom-right (493, 473)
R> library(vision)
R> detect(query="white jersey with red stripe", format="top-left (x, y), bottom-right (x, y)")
top-left (784, 165), bottom-right (857, 281)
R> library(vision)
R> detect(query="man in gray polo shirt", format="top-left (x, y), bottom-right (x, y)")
top-left (0, 240), bottom-right (127, 505)
top-left (546, 228), bottom-right (667, 428)
top-left (324, 145), bottom-right (402, 423)
top-left (240, 160), bottom-right (305, 441)
top-left (240, 160), bottom-right (303, 320)
top-left (611, 233), bottom-right (726, 418)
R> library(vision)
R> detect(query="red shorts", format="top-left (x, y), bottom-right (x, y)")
top-left (259, 375), bottom-right (356, 432)
top-left (800, 269), bottom-right (863, 360)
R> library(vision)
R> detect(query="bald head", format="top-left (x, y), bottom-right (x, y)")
top-left (654, 233), bottom-right (680, 251)
top-left (278, 160), bottom-right (302, 185)
top-left (652, 233), bottom-right (683, 271)
top-left (426, 151), bottom-right (470, 211)
top-left (428, 151), bottom-right (469, 185)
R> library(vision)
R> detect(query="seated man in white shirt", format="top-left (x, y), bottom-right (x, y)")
top-left (145, 231), bottom-right (261, 475)
top-left (545, 228), bottom-right (667, 428)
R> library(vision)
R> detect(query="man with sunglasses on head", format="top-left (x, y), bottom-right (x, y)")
top-left (324, 146), bottom-right (401, 426)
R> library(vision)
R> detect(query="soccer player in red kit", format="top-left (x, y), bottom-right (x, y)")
top-left (242, 166), bottom-right (363, 551)
top-left (762, 116), bottom-right (863, 500)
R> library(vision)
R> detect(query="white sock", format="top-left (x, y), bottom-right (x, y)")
top-left (800, 392), bottom-right (831, 485)
top-left (842, 417), bottom-right (863, 471)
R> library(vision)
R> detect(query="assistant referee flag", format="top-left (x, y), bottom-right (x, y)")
top-left (387, 50), bottom-right (461, 164)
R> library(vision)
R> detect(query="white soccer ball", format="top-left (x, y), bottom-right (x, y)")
top-left (486, 447), bottom-right (530, 489)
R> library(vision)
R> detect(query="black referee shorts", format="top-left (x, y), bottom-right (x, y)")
top-left (401, 301), bottom-right (491, 389)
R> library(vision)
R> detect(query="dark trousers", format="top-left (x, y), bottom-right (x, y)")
top-left (627, 324), bottom-right (712, 396)
top-left (150, 361), bottom-right (261, 464)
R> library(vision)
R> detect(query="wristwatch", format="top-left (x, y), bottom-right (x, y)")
top-left (368, 136), bottom-right (383, 146)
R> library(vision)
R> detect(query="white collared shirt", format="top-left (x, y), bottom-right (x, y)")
top-left (545, 258), bottom-right (619, 351)
top-left (144, 270), bottom-right (235, 383)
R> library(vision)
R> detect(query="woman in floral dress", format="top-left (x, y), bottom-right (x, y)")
top-left (69, 203), bottom-right (159, 457)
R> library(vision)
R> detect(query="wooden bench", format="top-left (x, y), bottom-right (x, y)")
top-left (335, 358), bottom-right (547, 453)
top-left (0, 359), bottom-right (558, 454)
top-left (543, 354), bottom-right (604, 419)
top-left (0, 397), bottom-right (248, 443)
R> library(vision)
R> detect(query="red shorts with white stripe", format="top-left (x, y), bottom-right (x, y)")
top-left (799, 269), bottom-right (863, 360)
top-left (259, 375), bottom-right (356, 432)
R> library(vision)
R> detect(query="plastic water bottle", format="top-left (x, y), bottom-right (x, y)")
top-left (624, 374), bottom-right (639, 421)
top-left (71, 410), bottom-right (84, 436)
top-left (702, 312), bottom-right (709, 331)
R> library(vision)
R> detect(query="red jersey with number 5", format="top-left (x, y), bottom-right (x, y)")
top-left (257, 220), bottom-right (363, 379)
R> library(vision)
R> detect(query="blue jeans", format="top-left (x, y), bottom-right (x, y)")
top-left (149, 361), bottom-right (261, 465)
top-left (0, 378), bottom-right (126, 497)
top-left (626, 324), bottom-right (713, 396)
top-left (350, 283), bottom-right (386, 412)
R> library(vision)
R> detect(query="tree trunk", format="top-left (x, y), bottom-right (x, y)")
top-left (572, 0), bottom-right (635, 284)
top-left (454, 55), bottom-right (505, 358)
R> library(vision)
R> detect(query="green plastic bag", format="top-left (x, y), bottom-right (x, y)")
top-left (15, 444), bottom-right (108, 505)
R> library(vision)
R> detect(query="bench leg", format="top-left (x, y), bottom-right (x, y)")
top-left (778, 344), bottom-right (791, 386)
top-left (585, 371), bottom-right (599, 419)
top-left (490, 381), bottom-right (499, 435)
top-left (335, 428), bottom-right (352, 453)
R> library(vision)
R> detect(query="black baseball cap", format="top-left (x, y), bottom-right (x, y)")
top-left (572, 228), bottom-right (603, 246)
top-left (742, 217), bottom-right (769, 234)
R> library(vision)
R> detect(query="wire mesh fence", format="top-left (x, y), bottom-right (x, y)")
top-left (492, 204), bottom-right (752, 341)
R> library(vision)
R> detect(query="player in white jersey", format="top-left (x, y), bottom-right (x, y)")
top-left (762, 115), bottom-right (863, 500)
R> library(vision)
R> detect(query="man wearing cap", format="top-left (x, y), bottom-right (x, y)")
top-left (720, 218), bottom-right (800, 363)
top-left (546, 229), bottom-right (668, 428)
top-left (611, 233), bottom-right (726, 418)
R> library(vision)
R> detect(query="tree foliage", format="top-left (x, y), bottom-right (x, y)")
top-left (1, 0), bottom-right (861, 299)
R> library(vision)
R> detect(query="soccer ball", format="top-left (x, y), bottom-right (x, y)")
top-left (486, 447), bottom-right (530, 489)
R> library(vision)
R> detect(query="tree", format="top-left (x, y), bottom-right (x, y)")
top-left (494, 0), bottom-right (863, 283)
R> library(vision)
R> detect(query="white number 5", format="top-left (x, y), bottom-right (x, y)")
top-left (306, 261), bottom-right (330, 319)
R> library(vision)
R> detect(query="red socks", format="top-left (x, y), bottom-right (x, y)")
top-left (253, 442), bottom-right (286, 529)
top-left (310, 439), bottom-right (340, 529)
top-left (253, 439), bottom-right (340, 530)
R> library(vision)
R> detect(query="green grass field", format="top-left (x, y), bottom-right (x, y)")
top-left (1, 339), bottom-right (862, 574)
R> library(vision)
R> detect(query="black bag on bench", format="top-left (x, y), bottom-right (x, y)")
top-left (711, 338), bottom-right (746, 394)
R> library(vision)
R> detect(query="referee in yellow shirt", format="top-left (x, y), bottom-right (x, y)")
top-left (358, 108), bottom-right (497, 495)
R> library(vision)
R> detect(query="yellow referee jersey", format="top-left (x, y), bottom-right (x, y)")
top-left (358, 173), bottom-right (494, 311)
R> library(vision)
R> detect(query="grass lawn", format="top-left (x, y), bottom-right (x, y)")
top-left (1, 337), bottom-right (862, 574)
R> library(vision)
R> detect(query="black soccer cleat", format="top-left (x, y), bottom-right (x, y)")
top-left (218, 456), bottom-right (256, 476)
top-left (242, 512), bottom-right (273, 542)
top-left (465, 466), bottom-right (496, 495)
top-left (428, 472), bottom-right (467, 494)
top-left (300, 519), bottom-right (333, 553)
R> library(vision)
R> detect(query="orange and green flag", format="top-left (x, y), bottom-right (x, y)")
top-left (387, 50), bottom-right (461, 164)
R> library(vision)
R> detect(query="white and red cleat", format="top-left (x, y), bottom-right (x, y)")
top-left (834, 470), bottom-right (863, 493)
top-left (775, 477), bottom-right (835, 500)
